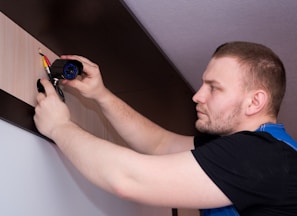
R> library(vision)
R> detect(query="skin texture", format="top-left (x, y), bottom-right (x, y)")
top-left (34, 55), bottom-right (275, 209)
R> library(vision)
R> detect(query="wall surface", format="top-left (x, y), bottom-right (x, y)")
top-left (0, 120), bottom-right (143, 215)
top-left (0, 12), bottom-right (171, 216)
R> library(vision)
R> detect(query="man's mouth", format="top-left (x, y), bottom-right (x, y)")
top-left (197, 107), bottom-right (206, 115)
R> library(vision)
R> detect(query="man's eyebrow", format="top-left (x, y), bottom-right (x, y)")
top-left (203, 79), bottom-right (221, 86)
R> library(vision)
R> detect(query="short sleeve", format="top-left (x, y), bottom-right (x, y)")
top-left (191, 131), bottom-right (287, 210)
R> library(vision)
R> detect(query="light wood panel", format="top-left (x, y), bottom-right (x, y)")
top-left (0, 12), bottom-right (56, 106)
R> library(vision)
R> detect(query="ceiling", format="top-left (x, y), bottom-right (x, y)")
top-left (1, 0), bottom-right (297, 137)
top-left (123, 0), bottom-right (297, 90)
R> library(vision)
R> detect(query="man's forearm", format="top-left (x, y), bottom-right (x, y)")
top-left (50, 121), bottom-right (140, 195)
top-left (93, 89), bottom-right (173, 154)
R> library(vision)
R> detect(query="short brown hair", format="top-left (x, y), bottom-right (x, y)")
top-left (212, 41), bottom-right (286, 117)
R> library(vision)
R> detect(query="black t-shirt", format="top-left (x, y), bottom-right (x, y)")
top-left (191, 131), bottom-right (297, 216)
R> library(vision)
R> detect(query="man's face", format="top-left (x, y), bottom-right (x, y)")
top-left (192, 57), bottom-right (248, 135)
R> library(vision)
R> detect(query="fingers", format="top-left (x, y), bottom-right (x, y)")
top-left (61, 55), bottom-right (97, 67)
top-left (61, 55), bottom-right (99, 74)
top-left (40, 79), bottom-right (56, 95)
top-left (36, 92), bottom-right (46, 104)
top-left (57, 55), bottom-right (103, 99)
top-left (60, 55), bottom-right (101, 86)
top-left (36, 79), bottom-right (60, 102)
top-left (61, 78), bottom-right (84, 90)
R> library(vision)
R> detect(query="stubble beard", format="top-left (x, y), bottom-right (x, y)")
top-left (196, 104), bottom-right (243, 136)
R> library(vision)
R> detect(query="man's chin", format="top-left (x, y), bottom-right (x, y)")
top-left (196, 121), bottom-right (209, 133)
top-left (196, 121), bottom-right (219, 135)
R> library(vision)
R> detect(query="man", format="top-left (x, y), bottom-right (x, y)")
top-left (34, 41), bottom-right (297, 215)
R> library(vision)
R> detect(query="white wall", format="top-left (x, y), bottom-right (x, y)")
top-left (0, 120), bottom-right (141, 215)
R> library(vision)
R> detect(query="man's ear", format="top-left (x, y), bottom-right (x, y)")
top-left (245, 90), bottom-right (268, 116)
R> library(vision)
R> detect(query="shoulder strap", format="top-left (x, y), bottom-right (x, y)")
top-left (201, 206), bottom-right (239, 216)
top-left (256, 123), bottom-right (297, 151)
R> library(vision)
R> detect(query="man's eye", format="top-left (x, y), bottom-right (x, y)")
top-left (210, 86), bottom-right (216, 91)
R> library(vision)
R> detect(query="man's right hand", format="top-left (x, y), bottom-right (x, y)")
top-left (60, 55), bottom-right (108, 101)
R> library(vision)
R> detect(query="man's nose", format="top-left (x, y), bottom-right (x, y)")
top-left (192, 86), bottom-right (206, 104)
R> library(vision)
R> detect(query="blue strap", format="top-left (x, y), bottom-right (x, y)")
top-left (202, 206), bottom-right (239, 216)
top-left (256, 123), bottom-right (297, 151)
top-left (201, 123), bottom-right (297, 216)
